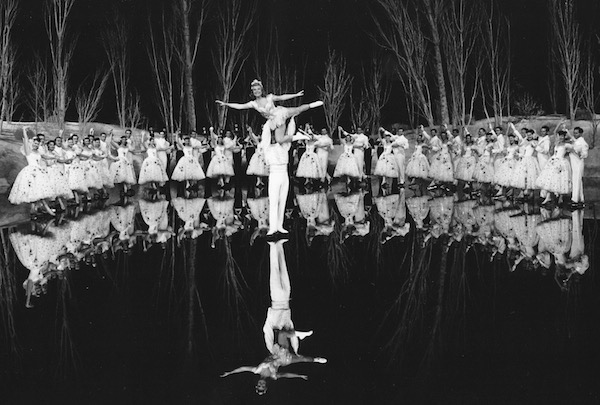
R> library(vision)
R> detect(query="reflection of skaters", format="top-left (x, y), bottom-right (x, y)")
top-left (263, 240), bottom-right (313, 354)
top-left (263, 117), bottom-right (309, 235)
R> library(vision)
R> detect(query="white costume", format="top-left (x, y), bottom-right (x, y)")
top-left (569, 136), bottom-right (588, 203)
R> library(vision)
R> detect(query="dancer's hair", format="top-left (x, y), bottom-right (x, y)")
top-left (574, 126), bottom-right (583, 134)
top-left (541, 125), bottom-right (549, 132)
top-left (250, 79), bottom-right (265, 97)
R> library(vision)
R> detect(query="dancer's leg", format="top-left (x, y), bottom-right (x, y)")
top-left (268, 171), bottom-right (283, 235)
top-left (278, 175), bottom-right (290, 233)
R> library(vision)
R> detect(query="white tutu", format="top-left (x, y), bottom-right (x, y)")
top-left (493, 155), bottom-right (518, 187)
top-left (406, 146), bottom-right (429, 179)
top-left (429, 146), bottom-right (454, 182)
top-left (46, 164), bottom-right (72, 199)
top-left (374, 149), bottom-right (399, 178)
top-left (139, 149), bottom-right (169, 185)
top-left (206, 147), bottom-right (235, 178)
top-left (455, 154), bottom-right (477, 182)
top-left (335, 193), bottom-right (360, 223)
top-left (171, 155), bottom-right (205, 181)
top-left (110, 160), bottom-right (136, 185)
top-left (406, 196), bottom-right (430, 229)
top-left (9, 160), bottom-right (55, 204)
top-left (296, 145), bottom-right (323, 179)
top-left (97, 159), bottom-right (114, 188)
top-left (246, 147), bottom-right (268, 176)
top-left (84, 159), bottom-right (104, 189)
top-left (333, 150), bottom-right (360, 178)
top-left (297, 192), bottom-right (327, 220)
top-left (172, 197), bottom-right (206, 229)
top-left (537, 218), bottom-right (572, 255)
top-left (140, 200), bottom-right (169, 232)
top-left (511, 156), bottom-right (539, 190)
top-left (535, 148), bottom-right (571, 194)
top-left (473, 155), bottom-right (495, 184)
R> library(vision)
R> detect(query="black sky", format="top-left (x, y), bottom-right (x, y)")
top-left (11, 0), bottom-right (599, 128)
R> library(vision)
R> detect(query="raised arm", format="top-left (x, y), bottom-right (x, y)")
top-left (272, 90), bottom-right (304, 102)
top-left (21, 126), bottom-right (32, 155)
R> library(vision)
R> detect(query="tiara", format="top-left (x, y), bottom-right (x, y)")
top-left (251, 79), bottom-right (263, 87)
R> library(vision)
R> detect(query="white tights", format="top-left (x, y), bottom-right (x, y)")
top-left (268, 165), bottom-right (289, 234)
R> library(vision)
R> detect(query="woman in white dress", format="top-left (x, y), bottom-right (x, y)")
top-left (295, 133), bottom-right (323, 185)
top-left (406, 132), bottom-right (430, 183)
top-left (245, 128), bottom-right (269, 187)
top-left (41, 140), bottom-right (72, 210)
top-left (171, 135), bottom-right (206, 188)
top-left (333, 135), bottom-right (360, 188)
top-left (216, 79), bottom-right (323, 145)
top-left (472, 132), bottom-right (496, 192)
top-left (373, 133), bottom-right (399, 189)
top-left (92, 137), bottom-right (114, 194)
top-left (511, 129), bottom-right (540, 199)
top-left (454, 133), bottom-right (478, 190)
top-left (110, 138), bottom-right (137, 195)
top-left (428, 130), bottom-right (454, 189)
top-left (9, 129), bottom-right (57, 216)
top-left (206, 134), bottom-right (235, 187)
top-left (63, 136), bottom-right (88, 204)
top-left (493, 133), bottom-right (521, 199)
top-left (138, 137), bottom-right (169, 190)
top-left (535, 130), bottom-right (572, 205)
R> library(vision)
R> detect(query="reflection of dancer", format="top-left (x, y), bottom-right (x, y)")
top-left (567, 127), bottom-right (588, 207)
top-left (221, 240), bottom-right (326, 395)
top-left (216, 79), bottom-right (323, 144)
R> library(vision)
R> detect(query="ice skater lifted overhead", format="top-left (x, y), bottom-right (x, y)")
top-left (215, 79), bottom-right (323, 144)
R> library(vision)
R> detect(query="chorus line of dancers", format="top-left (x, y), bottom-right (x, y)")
top-left (9, 181), bottom-right (588, 308)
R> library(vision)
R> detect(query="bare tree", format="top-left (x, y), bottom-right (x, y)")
top-left (362, 57), bottom-right (391, 135)
top-left (125, 91), bottom-right (144, 130)
top-left (482, 2), bottom-right (511, 125)
top-left (548, 0), bottom-right (581, 122)
top-left (422, 0), bottom-right (450, 124)
top-left (177, 0), bottom-right (210, 132)
top-left (147, 8), bottom-right (182, 135)
top-left (371, 0), bottom-right (435, 126)
top-left (580, 39), bottom-right (598, 148)
top-left (26, 53), bottom-right (53, 129)
top-left (319, 49), bottom-right (353, 139)
top-left (212, 0), bottom-right (257, 129)
top-left (442, 0), bottom-right (483, 126)
top-left (350, 91), bottom-right (370, 132)
top-left (102, 11), bottom-right (130, 128)
top-left (0, 0), bottom-right (18, 134)
top-left (45, 0), bottom-right (77, 129)
top-left (75, 68), bottom-right (110, 134)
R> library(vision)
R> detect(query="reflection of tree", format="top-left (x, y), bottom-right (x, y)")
top-left (326, 210), bottom-right (351, 286)
top-left (55, 277), bottom-right (79, 379)
top-left (0, 227), bottom-right (21, 363)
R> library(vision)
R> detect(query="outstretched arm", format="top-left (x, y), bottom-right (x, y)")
top-left (220, 366), bottom-right (256, 377)
top-left (215, 100), bottom-right (253, 110)
top-left (272, 90), bottom-right (304, 102)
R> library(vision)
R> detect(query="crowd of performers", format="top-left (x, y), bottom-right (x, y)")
top-left (7, 118), bottom-right (590, 219)
top-left (7, 183), bottom-right (589, 308)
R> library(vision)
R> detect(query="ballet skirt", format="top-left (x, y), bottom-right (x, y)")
top-left (110, 147), bottom-right (137, 185)
top-left (333, 144), bottom-right (360, 178)
top-left (296, 143), bottom-right (323, 179)
top-left (513, 213), bottom-right (540, 249)
top-left (110, 204), bottom-right (136, 240)
top-left (427, 196), bottom-right (454, 237)
top-left (537, 217), bottom-right (572, 256)
top-left (171, 146), bottom-right (205, 181)
top-left (172, 197), bottom-right (206, 231)
top-left (472, 144), bottom-right (495, 183)
top-left (453, 199), bottom-right (478, 234)
top-left (297, 192), bottom-right (327, 220)
top-left (138, 148), bottom-right (169, 184)
top-left (247, 197), bottom-right (269, 226)
top-left (406, 144), bottom-right (430, 179)
top-left (206, 145), bottom-right (235, 178)
top-left (511, 142), bottom-right (540, 190)
top-left (64, 150), bottom-right (89, 193)
top-left (154, 137), bottom-right (170, 169)
top-left (246, 144), bottom-right (269, 176)
top-left (406, 196), bottom-right (430, 229)
top-left (374, 145), bottom-right (399, 178)
top-left (535, 145), bottom-right (572, 194)
top-left (9, 152), bottom-right (56, 204)
top-left (93, 149), bottom-right (114, 188)
top-left (429, 142), bottom-right (454, 182)
top-left (454, 145), bottom-right (477, 182)
top-left (494, 207), bottom-right (522, 240)
top-left (335, 192), bottom-right (361, 225)
top-left (140, 200), bottom-right (169, 234)
top-left (44, 153), bottom-right (73, 199)
top-left (207, 196), bottom-right (235, 226)
top-left (375, 193), bottom-right (400, 226)
top-left (493, 145), bottom-right (519, 187)
top-left (315, 136), bottom-right (333, 176)
top-left (80, 149), bottom-right (103, 189)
